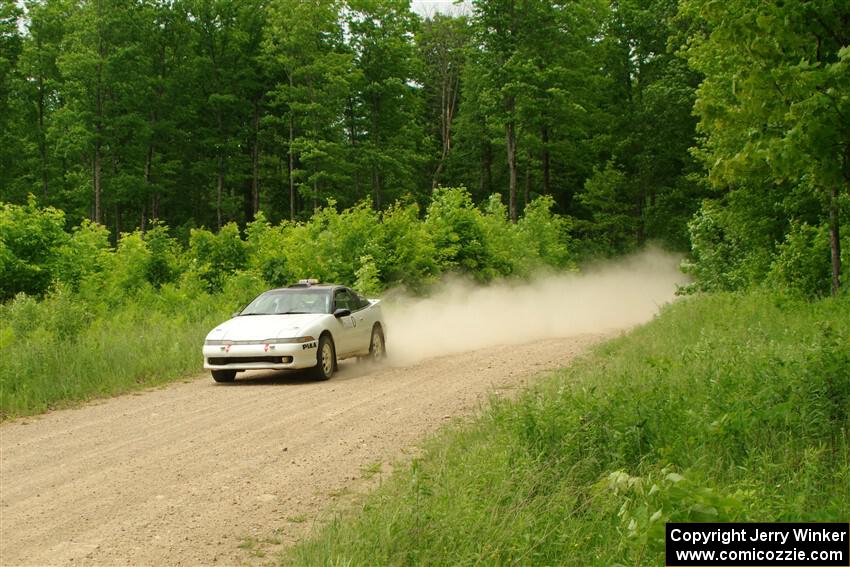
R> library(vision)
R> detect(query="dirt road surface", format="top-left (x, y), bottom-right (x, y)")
top-left (1, 335), bottom-right (607, 566)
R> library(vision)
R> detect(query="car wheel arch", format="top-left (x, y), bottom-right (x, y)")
top-left (314, 329), bottom-right (339, 380)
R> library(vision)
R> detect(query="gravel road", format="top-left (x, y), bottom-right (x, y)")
top-left (0, 335), bottom-right (607, 566)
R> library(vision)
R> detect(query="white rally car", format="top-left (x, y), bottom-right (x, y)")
top-left (203, 280), bottom-right (386, 382)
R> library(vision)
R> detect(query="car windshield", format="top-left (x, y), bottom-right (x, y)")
top-left (238, 289), bottom-right (331, 316)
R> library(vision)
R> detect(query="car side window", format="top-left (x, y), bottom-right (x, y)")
top-left (344, 289), bottom-right (369, 311)
top-left (334, 289), bottom-right (352, 311)
top-left (355, 293), bottom-right (370, 310)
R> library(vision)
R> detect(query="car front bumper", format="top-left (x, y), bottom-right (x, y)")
top-left (202, 340), bottom-right (319, 371)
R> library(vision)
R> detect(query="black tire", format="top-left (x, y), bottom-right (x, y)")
top-left (368, 325), bottom-right (386, 362)
top-left (211, 369), bottom-right (236, 383)
top-left (313, 334), bottom-right (336, 380)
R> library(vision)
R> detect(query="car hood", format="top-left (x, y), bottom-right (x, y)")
top-left (206, 313), bottom-right (325, 341)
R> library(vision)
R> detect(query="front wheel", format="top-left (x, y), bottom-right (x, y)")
top-left (313, 334), bottom-right (335, 380)
top-left (368, 325), bottom-right (386, 363)
top-left (211, 369), bottom-right (236, 383)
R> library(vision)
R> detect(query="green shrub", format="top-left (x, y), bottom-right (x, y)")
top-left (0, 197), bottom-right (69, 300)
top-left (681, 199), bottom-right (773, 292)
top-left (768, 222), bottom-right (832, 298)
top-left (517, 195), bottom-right (575, 271)
top-left (478, 194), bottom-right (521, 277)
top-left (374, 201), bottom-right (439, 291)
top-left (425, 187), bottom-right (497, 281)
top-left (188, 222), bottom-right (248, 290)
top-left (144, 223), bottom-right (181, 288)
top-left (310, 200), bottom-right (381, 285)
top-left (245, 212), bottom-right (293, 287)
top-left (575, 162), bottom-right (638, 256)
top-left (54, 220), bottom-right (111, 292)
top-left (354, 255), bottom-right (382, 297)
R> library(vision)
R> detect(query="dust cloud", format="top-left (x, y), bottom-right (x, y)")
top-left (382, 248), bottom-right (688, 366)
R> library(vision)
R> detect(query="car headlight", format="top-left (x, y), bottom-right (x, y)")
top-left (266, 336), bottom-right (316, 344)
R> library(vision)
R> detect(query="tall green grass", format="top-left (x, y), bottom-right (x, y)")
top-left (0, 277), bottom-right (263, 418)
top-left (285, 292), bottom-right (850, 566)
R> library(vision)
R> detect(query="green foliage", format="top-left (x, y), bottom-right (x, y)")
top-left (680, 0), bottom-right (850, 294)
top-left (354, 255), bottom-right (382, 297)
top-left (767, 223), bottom-right (833, 298)
top-left (245, 212), bottom-right (293, 287)
top-left (188, 223), bottom-right (248, 291)
top-left (479, 193), bottom-right (576, 277)
top-left (54, 220), bottom-right (111, 292)
top-left (1, 0), bottom-right (704, 265)
top-left (310, 201), bottom-right (381, 284)
top-left (286, 292), bottom-right (850, 565)
top-left (0, 284), bottom-right (229, 417)
top-left (143, 223), bottom-right (181, 289)
top-left (680, 200), bottom-right (769, 292)
top-left (0, 197), bottom-right (68, 300)
top-left (425, 187), bottom-right (496, 280)
top-left (373, 201), bottom-right (439, 291)
top-left (683, 189), bottom-right (850, 296)
top-left (94, 231), bottom-right (157, 303)
top-left (517, 195), bottom-right (574, 270)
top-left (575, 162), bottom-right (638, 256)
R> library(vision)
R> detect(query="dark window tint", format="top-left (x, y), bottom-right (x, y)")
top-left (354, 293), bottom-right (370, 309)
top-left (334, 289), bottom-right (354, 311)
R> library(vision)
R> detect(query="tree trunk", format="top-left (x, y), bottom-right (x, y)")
top-left (217, 153), bottom-right (224, 230)
top-left (480, 135), bottom-right (492, 197)
top-left (346, 95), bottom-right (360, 198)
top-left (829, 183), bottom-right (841, 295)
top-left (432, 70), bottom-right (459, 191)
top-left (114, 203), bottom-right (120, 239)
top-left (505, 103), bottom-right (518, 223)
top-left (542, 126), bottom-right (550, 195)
top-left (94, 78), bottom-right (103, 225)
top-left (370, 92), bottom-right (382, 210)
top-left (636, 198), bottom-right (645, 246)
top-left (524, 166), bottom-right (530, 207)
top-left (372, 165), bottom-right (382, 210)
top-left (289, 110), bottom-right (295, 221)
top-left (93, 1), bottom-right (104, 225)
top-left (93, 147), bottom-right (102, 225)
top-left (37, 71), bottom-right (48, 198)
top-left (251, 103), bottom-right (260, 218)
top-left (143, 141), bottom-right (153, 231)
top-left (289, 72), bottom-right (296, 221)
top-left (215, 101), bottom-right (225, 229)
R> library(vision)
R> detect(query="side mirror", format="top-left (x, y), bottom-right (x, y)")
top-left (333, 308), bottom-right (351, 318)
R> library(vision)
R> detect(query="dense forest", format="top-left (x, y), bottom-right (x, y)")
top-left (2, 3), bottom-right (848, 563)
top-left (0, 0), bottom-right (848, 298)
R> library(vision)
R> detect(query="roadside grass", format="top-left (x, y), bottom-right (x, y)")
top-left (0, 285), bottom-right (235, 418)
top-left (283, 291), bottom-right (850, 566)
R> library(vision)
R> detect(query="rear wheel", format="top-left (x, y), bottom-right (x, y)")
top-left (368, 325), bottom-right (386, 362)
top-left (211, 369), bottom-right (236, 383)
top-left (314, 334), bottom-right (335, 380)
